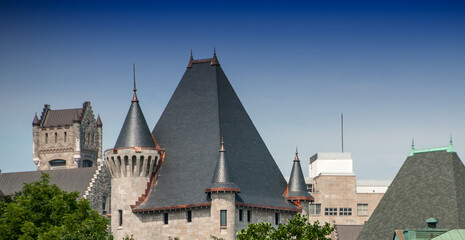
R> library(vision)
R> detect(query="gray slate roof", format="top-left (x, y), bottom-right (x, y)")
top-left (114, 95), bottom-right (156, 148)
top-left (207, 142), bottom-right (240, 191)
top-left (134, 59), bottom-right (298, 211)
top-left (335, 225), bottom-right (364, 240)
top-left (357, 150), bottom-right (465, 240)
top-left (0, 167), bottom-right (97, 198)
top-left (286, 152), bottom-right (313, 199)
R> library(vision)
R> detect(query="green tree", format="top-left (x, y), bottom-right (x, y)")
top-left (0, 173), bottom-right (111, 240)
top-left (236, 213), bottom-right (334, 240)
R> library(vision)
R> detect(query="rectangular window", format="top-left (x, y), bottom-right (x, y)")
top-left (275, 213), bottom-right (280, 225)
top-left (306, 184), bottom-right (314, 193)
top-left (55, 132), bottom-right (57, 143)
top-left (118, 210), bottom-right (123, 226)
top-left (339, 208), bottom-right (352, 216)
top-left (164, 213), bottom-right (169, 224)
top-left (64, 132), bottom-right (67, 142)
top-left (45, 133), bottom-right (48, 144)
top-left (220, 210), bottom-right (227, 227)
top-left (187, 211), bottom-right (192, 222)
top-left (310, 203), bottom-right (321, 215)
top-left (247, 210), bottom-right (252, 222)
top-left (357, 204), bottom-right (369, 216)
top-left (239, 209), bottom-right (243, 222)
top-left (324, 207), bottom-right (337, 216)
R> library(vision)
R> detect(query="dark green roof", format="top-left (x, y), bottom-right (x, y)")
top-left (357, 150), bottom-right (465, 240)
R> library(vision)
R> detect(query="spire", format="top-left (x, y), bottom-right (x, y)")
top-left (96, 114), bottom-right (102, 127)
top-left (211, 47), bottom-right (220, 66)
top-left (132, 63), bottom-right (139, 102)
top-left (409, 138), bottom-right (415, 157)
top-left (32, 113), bottom-right (40, 126)
top-left (187, 50), bottom-right (194, 68)
top-left (205, 138), bottom-right (240, 193)
top-left (286, 149), bottom-right (314, 202)
top-left (448, 134), bottom-right (455, 152)
top-left (114, 67), bottom-right (155, 149)
top-left (294, 146), bottom-right (299, 162)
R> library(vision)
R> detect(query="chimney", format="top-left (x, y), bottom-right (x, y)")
top-left (426, 218), bottom-right (438, 229)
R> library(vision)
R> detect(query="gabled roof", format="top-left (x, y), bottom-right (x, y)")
top-left (0, 167), bottom-right (97, 198)
top-left (285, 149), bottom-right (313, 201)
top-left (114, 93), bottom-right (155, 149)
top-left (357, 149), bottom-right (465, 240)
top-left (134, 54), bottom-right (299, 212)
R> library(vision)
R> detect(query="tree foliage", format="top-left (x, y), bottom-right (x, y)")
top-left (0, 173), bottom-right (111, 240)
top-left (236, 213), bottom-right (334, 240)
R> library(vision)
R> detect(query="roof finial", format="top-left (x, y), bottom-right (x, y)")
top-left (408, 138), bottom-right (415, 156)
top-left (448, 134), bottom-right (456, 153)
top-left (450, 134), bottom-right (453, 145)
top-left (132, 63), bottom-right (139, 102)
top-left (220, 137), bottom-right (225, 151)
top-left (411, 138), bottom-right (415, 150)
top-left (211, 47), bottom-right (220, 66)
top-left (190, 49), bottom-right (193, 60)
top-left (294, 146), bottom-right (299, 162)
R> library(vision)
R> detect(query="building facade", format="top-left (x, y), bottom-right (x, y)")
top-left (306, 152), bottom-right (390, 226)
top-left (32, 101), bottom-right (103, 170)
top-left (106, 52), bottom-right (311, 240)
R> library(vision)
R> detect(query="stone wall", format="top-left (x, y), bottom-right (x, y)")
top-left (86, 163), bottom-right (111, 215)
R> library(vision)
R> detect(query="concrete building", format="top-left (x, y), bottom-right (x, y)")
top-left (306, 152), bottom-right (389, 227)
top-left (32, 101), bottom-right (103, 170)
top-left (106, 52), bottom-right (312, 240)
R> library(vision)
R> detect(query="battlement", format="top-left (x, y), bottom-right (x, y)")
top-left (104, 148), bottom-right (161, 178)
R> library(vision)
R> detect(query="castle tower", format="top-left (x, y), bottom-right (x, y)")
top-left (104, 67), bottom-right (162, 239)
top-left (205, 139), bottom-right (240, 240)
top-left (32, 102), bottom-right (102, 170)
top-left (285, 148), bottom-right (314, 216)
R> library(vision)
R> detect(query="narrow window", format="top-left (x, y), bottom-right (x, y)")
top-left (310, 203), bottom-right (321, 215)
top-left (64, 132), bottom-right (67, 142)
top-left (187, 210), bottom-right (192, 222)
top-left (118, 210), bottom-right (123, 226)
top-left (164, 213), bottom-right (169, 224)
top-left (45, 133), bottom-right (48, 144)
top-left (102, 196), bottom-right (107, 214)
top-left (220, 210), bottom-right (227, 227)
top-left (239, 209), bottom-right (243, 222)
top-left (54, 132), bottom-right (57, 143)
top-left (247, 210), bottom-right (252, 222)
top-left (275, 213), bottom-right (280, 225)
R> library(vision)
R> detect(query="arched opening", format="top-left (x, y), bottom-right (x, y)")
top-left (45, 133), bottom-right (48, 144)
top-left (64, 132), bottom-right (67, 142)
top-left (49, 159), bottom-right (66, 170)
top-left (54, 132), bottom-right (57, 143)
top-left (82, 159), bottom-right (93, 168)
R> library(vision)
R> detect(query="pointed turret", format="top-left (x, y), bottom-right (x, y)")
top-left (96, 114), bottom-right (103, 127)
top-left (114, 66), bottom-right (155, 149)
top-left (32, 113), bottom-right (40, 126)
top-left (205, 138), bottom-right (240, 193)
top-left (285, 148), bottom-right (314, 201)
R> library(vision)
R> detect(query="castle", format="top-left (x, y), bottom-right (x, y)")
top-left (104, 52), bottom-right (313, 240)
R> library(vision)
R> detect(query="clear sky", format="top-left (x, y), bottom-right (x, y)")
top-left (1, 0), bottom-right (464, 180)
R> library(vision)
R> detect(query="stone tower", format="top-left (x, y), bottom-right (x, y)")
top-left (205, 139), bottom-right (241, 240)
top-left (32, 101), bottom-right (102, 170)
top-left (104, 73), bottom-right (163, 239)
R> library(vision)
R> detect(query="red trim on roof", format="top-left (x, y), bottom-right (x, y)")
top-left (132, 202), bottom-right (212, 213)
top-left (236, 202), bottom-right (301, 212)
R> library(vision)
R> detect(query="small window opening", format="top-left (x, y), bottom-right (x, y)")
top-left (102, 196), bottom-right (107, 215)
top-left (220, 210), bottom-right (227, 227)
top-left (54, 132), bottom-right (57, 143)
top-left (119, 210), bottom-right (123, 226)
top-left (247, 210), bottom-right (252, 222)
top-left (64, 132), bottom-right (67, 142)
top-left (275, 213), bottom-right (280, 225)
top-left (45, 133), bottom-right (48, 144)
top-left (239, 209), bottom-right (243, 222)
top-left (164, 213), bottom-right (169, 224)
top-left (187, 210), bottom-right (192, 222)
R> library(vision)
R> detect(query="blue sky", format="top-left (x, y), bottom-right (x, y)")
top-left (1, 0), bottom-right (464, 179)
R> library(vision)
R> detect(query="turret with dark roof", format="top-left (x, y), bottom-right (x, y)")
top-left (206, 139), bottom-right (240, 193)
top-left (114, 66), bottom-right (155, 149)
top-left (285, 148), bottom-right (314, 201)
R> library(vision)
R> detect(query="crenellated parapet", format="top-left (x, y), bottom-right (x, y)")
top-left (104, 147), bottom-right (162, 178)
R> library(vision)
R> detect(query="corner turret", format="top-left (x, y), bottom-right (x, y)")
top-left (285, 148), bottom-right (314, 215)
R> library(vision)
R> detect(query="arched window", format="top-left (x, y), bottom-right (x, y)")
top-left (49, 159), bottom-right (66, 170)
top-left (45, 133), bottom-right (48, 144)
top-left (64, 132), bottom-right (67, 142)
top-left (54, 132), bottom-right (57, 143)
top-left (82, 160), bottom-right (93, 168)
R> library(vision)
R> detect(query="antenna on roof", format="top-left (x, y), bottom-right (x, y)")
top-left (341, 113), bottom-right (344, 152)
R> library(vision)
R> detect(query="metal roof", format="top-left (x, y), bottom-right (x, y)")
top-left (43, 108), bottom-right (83, 127)
top-left (432, 229), bottom-right (465, 240)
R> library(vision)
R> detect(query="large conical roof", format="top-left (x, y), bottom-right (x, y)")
top-left (134, 54), bottom-right (298, 211)
top-left (357, 148), bottom-right (465, 240)
top-left (114, 94), bottom-right (155, 149)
